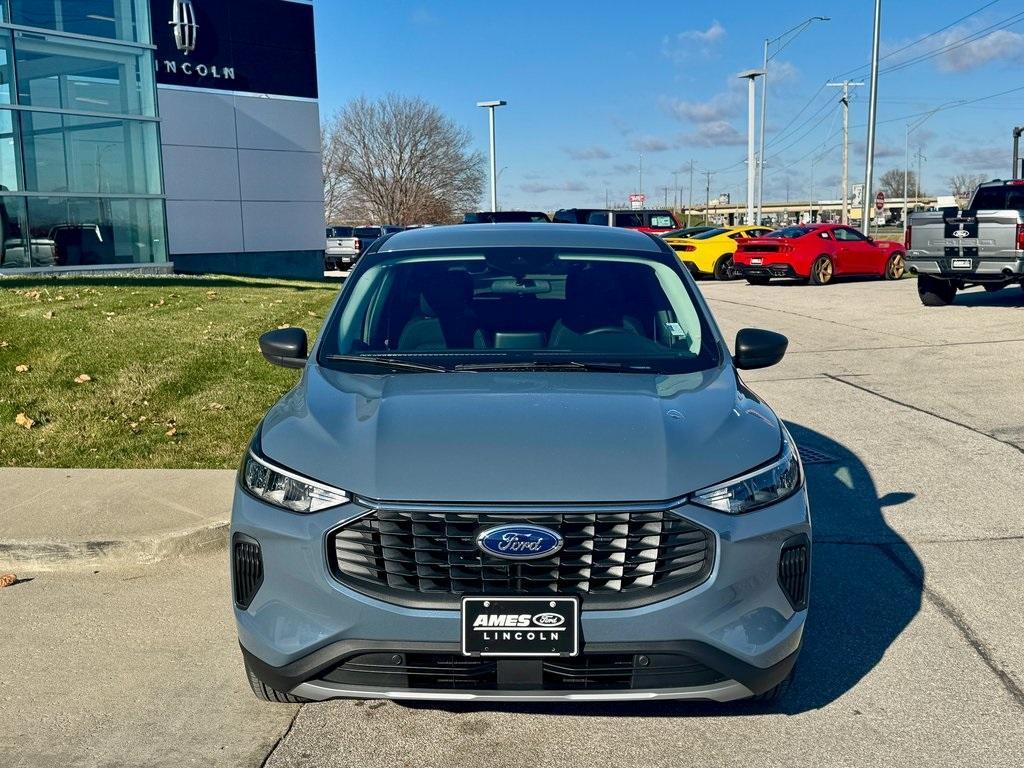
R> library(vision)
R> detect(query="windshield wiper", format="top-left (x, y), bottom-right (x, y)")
top-left (453, 360), bottom-right (654, 372)
top-left (325, 355), bottom-right (448, 373)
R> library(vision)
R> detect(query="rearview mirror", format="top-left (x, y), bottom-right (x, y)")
top-left (259, 327), bottom-right (308, 369)
top-left (734, 328), bottom-right (788, 370)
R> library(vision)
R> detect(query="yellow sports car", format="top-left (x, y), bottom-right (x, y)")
top-left (664, 225), bottom-right (774, 280)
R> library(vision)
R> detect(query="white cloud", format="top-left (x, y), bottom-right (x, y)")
top-left (663, 91), bottom-right (742, 123)
top-left (631, 136), bottom-right (673, 153)
top-left (519, 180), bottom-right (588, 194)
top-left (677, 121), bottom-right (746, 148)
top-left (936, 29), bottom-right (1024, 72)
top-left (563, 146), bottom-right (612, 161)
top-left (937, 144), bottom-right (1006, 171)
top-left (662, 21), bottom-right (726, 62)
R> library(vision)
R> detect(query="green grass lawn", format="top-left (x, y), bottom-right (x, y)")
top-left (0, 275), bottom-right (339, 469)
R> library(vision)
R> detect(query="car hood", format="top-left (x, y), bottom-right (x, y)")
top-left (259, 365), bottom-right (782, 504)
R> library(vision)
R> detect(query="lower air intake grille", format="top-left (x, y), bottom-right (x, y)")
top-left (321, 652), bottom-right (726, 691)
top-left (233, 535), bottom-right (263, 609)
top-left (778, 535), bottom-right (810, 611)
top-left (328, 506), bottom-right (715, 609)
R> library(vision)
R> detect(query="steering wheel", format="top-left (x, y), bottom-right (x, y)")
top-left (583, 326), bottom-right (630, 336)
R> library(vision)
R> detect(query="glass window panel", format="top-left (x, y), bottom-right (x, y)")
top-left (0, 109), bottom-right (21, 191)
top-left (25, 195), bottom-right (165, 266)
top-left (0, 31), bottom-right (13, 105)
top-left (14, 31), bottom-right (156, 116)
top-left (0, 196), bottom-right (39, 268)
top-left (20, 112), bottom-right (161, 195)
top-left (9, 1), bottom-right (151, 44)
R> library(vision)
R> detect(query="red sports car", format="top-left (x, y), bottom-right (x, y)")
top-left (733, 224), bottom-right (906, 285)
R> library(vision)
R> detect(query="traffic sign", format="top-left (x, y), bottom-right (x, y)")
top-left (629, 193), bottom-right (645, 210)
top-left (875, 191), bottom-right (885, 211)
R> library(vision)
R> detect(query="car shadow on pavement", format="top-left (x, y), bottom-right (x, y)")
top-left (944, 286), bottom-right (1024, 308)
top-left (398, 421), bottom-right (923, 718)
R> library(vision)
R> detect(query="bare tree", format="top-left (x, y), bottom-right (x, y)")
top-left (323, 95), bottom-right (485, 225)
top-left (948, 173), bottom-right (987, 202)
top-left (879, 168), bottom-right (917, 199)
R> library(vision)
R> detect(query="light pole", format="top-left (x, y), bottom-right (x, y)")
top-left (476, 99), bottom-right (506, 212)
top-left (739, 69), bottom-right (765, 226)
top-left (861, 0), bottom-right (882, 234)
top-left (757, 15), bottom-right (830, 222)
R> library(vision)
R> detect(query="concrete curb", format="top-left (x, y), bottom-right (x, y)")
top-left (0, 519), bottom-right (229, 572)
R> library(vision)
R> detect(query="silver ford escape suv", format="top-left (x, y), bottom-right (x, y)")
top-left (232, 224), bottom-right (810, 704)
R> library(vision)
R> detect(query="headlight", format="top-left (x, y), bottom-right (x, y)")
top-left (691, 432), bottom-right (802, 514)
top-left (242, 451), bottom-right (349, 513)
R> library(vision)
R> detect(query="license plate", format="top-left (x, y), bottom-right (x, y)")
top-left (461, 596), bottom-right (579, 657)
top-left (951, 258), bottom-right (972, 269)
top-left (750, 257), bottom-right (763, 265)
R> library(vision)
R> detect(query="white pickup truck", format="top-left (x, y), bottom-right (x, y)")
top-left (324, 226), bottom-right (384, 276)
top-left (906, 179), bottom-right (1024, 305)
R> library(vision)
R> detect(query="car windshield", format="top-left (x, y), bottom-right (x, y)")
top-left (691, 228), bottom-right (728, 240)
top-left (354, 227), bottom-right (382, 238)
top-left (765, 227), bottom-right (812, 238)
top-left (319, 248), bottom-right (720, 374)
top-left (327, 226), bottom-right (353, 238)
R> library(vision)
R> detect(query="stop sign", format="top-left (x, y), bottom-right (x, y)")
top-left (875, 192), bottom-right (885, 211)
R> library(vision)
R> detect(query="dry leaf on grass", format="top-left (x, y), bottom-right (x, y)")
top-left (209, 402), bottom-right (226, 411)
top-left (15, 364), bottom-right (29, 373)
top-left (43, 310), bottom-right (55, 320)
top-left (0, 341), bottom-right (9, 348)
top-left (15, 413), bottom-right (34, 429)
top-left (74, 374), bottom-right (92, 384)
top-left (0, 574), bottom-right (17, 589)
top-left (165, 427), bottom-right (177, 437)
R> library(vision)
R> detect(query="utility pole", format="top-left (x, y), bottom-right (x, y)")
top-left (827, 80), bottom-right (863, 226)
top-left (638, 153), bottom-right (644, 197)
top-left (661, 186), bottom-right (671, 207)
top-left (703, 170), bottom-right (713, 224)
top-left (915, 147), bottom-right (926, 202)
top-left (861, 0), bottom-right (882, 234)
top-left (673, 171), bottom-right (679, 211)
top-left (688, 160), bottom-right (695, 211)
top-left (740, 69), bottom-right (765, 226)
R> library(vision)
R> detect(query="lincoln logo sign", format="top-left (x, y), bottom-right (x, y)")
top-left (476, 524), bottom-right (563, 561)
top-left (170, 0), bottom-right (198, 55)
top-left (160, 0), bottom-right (236, 82)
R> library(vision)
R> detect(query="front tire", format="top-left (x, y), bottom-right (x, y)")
top-left (713, 254), bottom-right (734, 281)
top-left (245, 658), bottom-right (308, 704)
top-left (917, 274), bottom-right (957, 306)
top-left (809, 255), bottom-right (834, 285)
top-left (884, 252), bottom-right (905, 280)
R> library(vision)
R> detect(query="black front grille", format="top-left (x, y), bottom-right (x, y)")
top-left (233, 535), bottom-right (264, 609)
top-left (778, 535), bottom-right (810, 611)
top-left (328, 507), bottom-right (714, 609)
top-left (321, 652), bottom-right (726, 691)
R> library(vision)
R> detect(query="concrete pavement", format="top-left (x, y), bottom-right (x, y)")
top-left (2, 277), bottom-right (1023, 767)
top-left (0, 468), bottom-right (234, 570)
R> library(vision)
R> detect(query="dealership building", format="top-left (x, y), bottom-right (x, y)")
top-left (0, 0), bottom-right (324, 278)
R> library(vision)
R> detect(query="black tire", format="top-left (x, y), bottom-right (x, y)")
top-left (749, 670), bottom-right (794, 705)
top-left (245, 658), bottom-right (309, 704)
top-left (917, 274), bottom-right (957, 306)
top-left (746, 276), bottom-right (771, 285)
top-left (884, 252), bottom-right (905, 280)
top-left (809, 255), bottom-right (834, 285)
top-left (713, 254), bottom-right (734, 281)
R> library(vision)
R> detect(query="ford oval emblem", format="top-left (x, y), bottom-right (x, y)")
top-left (533, 612), bottom-right (565, 627)
top-left (476, 524), bottom-right (563, 561)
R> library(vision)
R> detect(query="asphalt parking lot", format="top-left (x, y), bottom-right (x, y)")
top-left (3, 277), bottom-right (1024, 768)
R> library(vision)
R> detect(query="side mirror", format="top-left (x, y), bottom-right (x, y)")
top-left (866, 235), bottom-right (875, 243)
top-left (259, 327), bottom-right (308, 369)
top-left (734, 328), bottom-right (788, 370)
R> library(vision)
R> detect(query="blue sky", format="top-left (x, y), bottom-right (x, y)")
top-left (313, 1), bottom-right (1024, 211)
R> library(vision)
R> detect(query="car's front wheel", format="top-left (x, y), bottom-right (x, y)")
top-left (713, 254), bottom-right (734, 281)
top-left (245, 657), bottom-right (308, 704)
top-left (809, 255), bottom-right (834, 285)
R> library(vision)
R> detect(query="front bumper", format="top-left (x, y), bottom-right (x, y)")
top-left (232, 486), bottom-right (810, 701)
